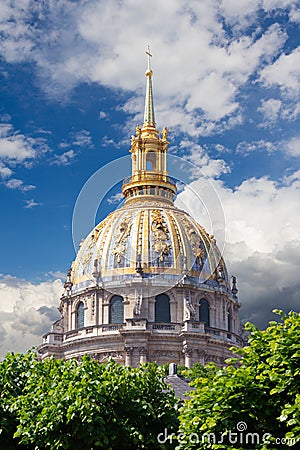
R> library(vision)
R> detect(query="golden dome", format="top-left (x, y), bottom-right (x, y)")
top-left (71, 197), bottom-right (229, 294)
top-left (70, 47), bottom-right (229, 295)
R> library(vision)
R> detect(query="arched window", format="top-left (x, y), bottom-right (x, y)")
top-left (146, 151), bottom-right (157, 171)
top-left (199, 298), bottom-right (210, 327)
top-left (76, 302), bottom-right (85, 329)
top-left (228, 310), bottom-right (232, 332)
top-left (155, 294), bottom-right (170, 322)
top-left (109, 295), bottom-right (124, 323)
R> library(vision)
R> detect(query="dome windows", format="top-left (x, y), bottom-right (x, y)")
top-left (76, 302), bottom-right (85, 329)
top-left (228, 307), bottom-right (232, 332)
top-left (155, 293), bottom-right (171, 323)
top-left (199, 298), bottom-right (210, 327)
top-left (109, 295), bottom-right (124, 324)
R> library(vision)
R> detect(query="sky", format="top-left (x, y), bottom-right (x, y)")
top-left (0, 0), bottom-right (300, 358)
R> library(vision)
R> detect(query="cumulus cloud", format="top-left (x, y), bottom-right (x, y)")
top-left (0, 162), bottom-right (12, 178)
top-left (4, 178), bottom-right (35, 191)
top-left (285, 137), bottom-right (300, 157)
top-left (259, 46), bottom-right (300, 95)
top-left (236, 136), bottom-right (300, 158)
top-left (107, 192), bottom-right (124, 205)
top-left (175, 140), bottom-right (231, 179)
top-left (71, 130), bottom-right (94, 148)
top-left (0, 123), bottom-right (36, 161)
top-left (0, 1), bottom-right (291, 134)
top-left (257, 98), bottom-right (282, 126)
top-left (236, 140), bottom-right (276, 155)
top-left (24, 198), bottom-right (43, 209)
top-left (0, 275), bottom-right (62, 359)
top-left (51, 149), bottom-right (76, 166)
top-left (0, 121), bottom-right (50, 193)
top-left (177, 170), bottom-right (300, 328)
top-left (99, 111), bottom-right (108, 119)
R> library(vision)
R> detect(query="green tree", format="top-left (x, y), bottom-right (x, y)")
top-left (177, 310), bottom-right (300, 449)
top-left (13, 356), bottom-right (178, 449)
top-left (0, 351), bottom-right (36, 449)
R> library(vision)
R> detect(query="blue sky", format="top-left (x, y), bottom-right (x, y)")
top-left (0, 0), bottom-right (300, 357)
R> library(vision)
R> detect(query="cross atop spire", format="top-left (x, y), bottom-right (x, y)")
top-left (143, 45), bottom-right (155, 126)
top-left (146, 45), bottom-right (152, 73)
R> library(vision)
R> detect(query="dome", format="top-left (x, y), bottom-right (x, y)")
top-left (72, 197), bottom-right (229, 296)
top-left (39, 49), bottom-right (243, 367)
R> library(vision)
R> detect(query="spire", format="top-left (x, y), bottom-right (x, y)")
top-left (122, 48), bottom-right (177, 204)
top-left (143, 46), bottom-right (155, 126)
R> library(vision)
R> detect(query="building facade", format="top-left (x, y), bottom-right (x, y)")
top-left (38, 54), bottom-right (244, 367)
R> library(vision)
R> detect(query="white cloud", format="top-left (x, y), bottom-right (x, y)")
top-left (0, 162), bottom-right (12, 178)
top-left (289, 6), bottom-right (300, 23)
top-left (4, 178), bottom-right (35, 191)
top-left (107, 192), bottom-right (124, 205)
top-left (47, 270), bottom-right (66, 280)
top-left (0, 275), bottom-right (62, 359)
top-left (176, 140), bottom-right (231, 178)
top-left (99, 111), bottom-right (108, 119)
top-left (71, 130), bottom-right (93, 148)
top-left (177, 170), bottom-right (300, 327)
top-left (263, 0), bottom-right (299, 11)
top-left (51, 149), bottom-right (76, 166)
top-left (236, 140), bottom-right (276, 155)
top-left (236, 136), bottom-right (300, 158)
top-left (285, 137), bottom-right (300, 157)
top-left (0, 1), bottom-right (290, 133)
top-left (24, 198), bottom-right (43, 209)
top-left (259, 46), bottom-right (300, 95)
top-left (186, 72), bottom-right (238, 120)
top-left (281, 102), bottom-right (300, 121)
top-left (0, 123), bottom-right (49, 193)
top-left (0, 123), bottom-right (36, 161)
top-left (219, 0), bottom-right (260, 28)
top-left (257, 98), bottom-right (282, 125)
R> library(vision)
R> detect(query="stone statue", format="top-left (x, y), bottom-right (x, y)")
top-left (184, 297), bottom-right (196, 320)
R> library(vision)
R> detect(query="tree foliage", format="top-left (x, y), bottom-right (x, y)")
top-left (177, 310), bottom-right (300, 449)
top-left (0, 310), bottom-right (299, 450)
top-left (0, 355), bottom-right (178, 449)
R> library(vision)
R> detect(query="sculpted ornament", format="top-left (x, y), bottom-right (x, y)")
top-left (189, 229), bottom-right (205, 263)
top-left (151, 209), bottom-right (171, 261)
top-left (182, 217), bottom-right (205, 264)
top-left (133, 294), bottom-right (142, 316)
top-left (161, 126), bottom-right (169, 140)
top-left (100, 352), bottom-right (123, 362)
top-left (152, 350), bottom-right (176, 358)
top-left (112, 214), bottom-right (133, 263)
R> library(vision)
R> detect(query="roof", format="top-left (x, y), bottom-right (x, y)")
top-left (165, 374), bottom-right (193, 401)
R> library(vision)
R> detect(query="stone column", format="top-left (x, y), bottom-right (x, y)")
top-left (148, 298), bottom-right (155, 321)
top-left (139, 347), bottom-right (147, 365)
top-left (198, 350), bottom-right (206, 366)
top-left (125, 346), bottom-right (134, 366)
top-left (67, 299), bottom-right (72, 331)
top-left (170, 298), bottom-right (177, 323)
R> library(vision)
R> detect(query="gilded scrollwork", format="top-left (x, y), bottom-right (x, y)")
top-left (182, 217), bottom-right (205, 265)
top-left (151, 209), bottom-right (171, 261)
top-left (111, 214), bottom-right (133, 263)
top-left (80, 220), bottom-right (109, 271)
top-left (81, 235), bottom-right (96, 268)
